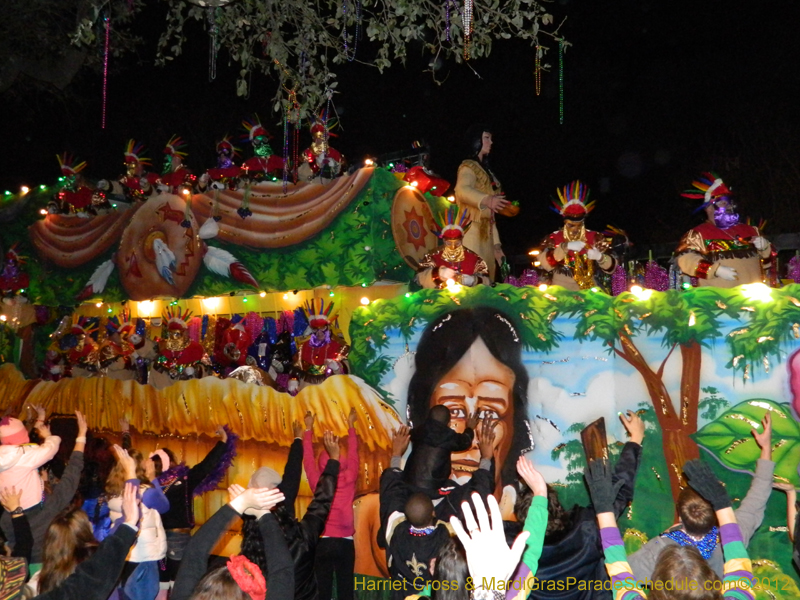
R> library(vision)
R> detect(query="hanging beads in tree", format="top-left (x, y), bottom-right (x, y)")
top-left (101, 15), bottom-right (110, 129)
top-left (283, 89), bottom-right (301, 193)
top-left (342, 0), bottom-right (361, 62)
top-left (208, 7), bottom-right (219, 82)
top-left (445, 0), bottom-right (451, 41)
top-left (558, 39), bottom-right (564, 124)
top-left (462, 0), bottom-right (473, 60)
top-left (534, 42), bottom-right (541, 96)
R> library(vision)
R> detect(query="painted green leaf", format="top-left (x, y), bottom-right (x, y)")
top-left (692, 399), bottom-right (800, 486)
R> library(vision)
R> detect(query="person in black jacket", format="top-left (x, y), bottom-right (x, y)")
top-left (403, 405), bottom-right (479, 498)
top-left (240, 430), bottom-right (340, 600)
top-left (171, 485), bottom-right (291, 600)
top-left (508, 410), bottom-right (644, 600)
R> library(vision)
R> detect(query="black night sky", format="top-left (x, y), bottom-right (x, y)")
top-left (3, 0), bottom-right (799, 262)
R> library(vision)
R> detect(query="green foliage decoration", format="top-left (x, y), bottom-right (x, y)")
top-left (349, 283), bottom-right (564, 390)
top-left (155, 0), bottom-right (567, 113)
top-left (692, 399), bottom-right (800, 487)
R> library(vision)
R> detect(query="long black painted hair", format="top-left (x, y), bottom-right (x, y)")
top-left (463, 124), bottom-right (499, 186)
top-left (407, 307), bottom-right (530, 486)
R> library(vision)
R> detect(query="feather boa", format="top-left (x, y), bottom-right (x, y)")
top-left (157, 425), bottom-right (239, 497)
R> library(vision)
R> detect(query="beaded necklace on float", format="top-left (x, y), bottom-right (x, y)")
top-left (662, 526), bottom-right (718, 559)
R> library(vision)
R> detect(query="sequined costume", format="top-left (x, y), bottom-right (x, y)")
top-left (539, 181), bottom-right (616, 291)
top-left (416, 206), bottom-right (490, 289)
top-left (676, 172), bottom-right (774, 288)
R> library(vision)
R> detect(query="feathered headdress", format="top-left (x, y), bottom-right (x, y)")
top-left (5, 243), bottom-right (26, 265)
top-left (552, 180), bottom-right (595, 220)
top-left (163, 306), bottom-right (193, 331)
top-left (107, 309), bottom-right (134, 336)
top-left (242, 116), bottom-right (271, 143)
top-left (310, 109), bottom-right (338, 138)
top-left (216, 135), bottom-right (241, 157)
top-left (124, 140), bottom-right (151, 167)
top-left (71, 316), bottom-right (98, 336)
top-left (56, 153), bottom-right (87, 177)
top-left (432, 206), bottom-right (472, 239)
top-left (681, 172), bottom-right (733, 211)
top-left (303, 299), bottom-right (337, 330)
top-left (163, 135), bottom-right (188, 158)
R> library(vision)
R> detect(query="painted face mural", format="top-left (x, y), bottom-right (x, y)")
top-left (430, 337), bottom-right (514, 479)
top-left (407, 307), bottom-right (529, 494)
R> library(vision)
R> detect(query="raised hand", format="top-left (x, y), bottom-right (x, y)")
top-left (391, 425), bottom-right (411, 457)
top-left (323, 431), bottom-right (340, 461)
top-left (477, 416), bottom-right (497, 461)
top-left (304, 411), bottom-right (315, 431)
top-left (0, 487), bottom-right (22, 513)
top-left (227, 483), bottom-right (246, 503)
top-left (229, 487), bottom-right (286, 516)
top-left (619, 410), bottom-right (645, 445)
top-left (683, 460), bottom-right (731, 511)
top-left (465, 412), bottom-right (480, 431)
top-left (516, 456), bottom-right (547, 497)
top-left (121, 482), bottom-right (141, 527)
top-left (584, 459), bottom-right (623, 514)
top-left (751, 413), bottom-right (772, 460)
top-left (450, 492), bottom-right (529, 585)
top-left (112, 444), bottom-right (138, 480)
top-left (119, 417), bottom-right (130, 433)
top-left (348, 407), bottom-right (357, 428)
top-left (215, 425), bottom-right (228, 444)
top-left (292, 420), bottom-right (304, 439)
top-left (75, 410), bottom-right (88, 438)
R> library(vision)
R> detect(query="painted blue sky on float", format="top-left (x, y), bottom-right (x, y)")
top-left (377, 313), bottom-right (798, 483)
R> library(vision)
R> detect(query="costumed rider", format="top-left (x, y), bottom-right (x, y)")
top-left (298, 110), bottom-right (344, 181)
top-left (54, 154), bottom-right (109, 215)
top-left (157, 136), bottom-right (195, 194)
top-left (99, 140), bottom-right (158, 202)
top-left (540, 180), bottom-right (617, 290)
top-left (676, 172), bottom-right (774, 287)
top-left (214, 317), bottom-right (252, 378)
top-left (416, 207), bottom-right (490, 289)
top-left (105, 311), bottom-right (157, 384)
top-left (201, 135), bottom-right (242, 190)
top-left (152, 308), bottom-right (207, 387)
top-left (63, 318), bottom-right (101, 377)
top-left (0, 244), bottom-right (29, 304)
top-left (240, 117), bottom-right (285, 183)
top-left (454, 125), bottom-right (517, 282)
top-left (291, 300), bottom-right (349, 393)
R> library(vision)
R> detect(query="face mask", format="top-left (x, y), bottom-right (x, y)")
top-left (713, 200), bottom-right (739, 229)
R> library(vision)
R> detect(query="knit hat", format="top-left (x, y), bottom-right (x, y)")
top-left (0, 417), bottom-right (29, 446)
top-left (248, 467), bottom-right (282, 490)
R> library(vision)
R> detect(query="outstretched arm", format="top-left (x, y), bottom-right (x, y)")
top-left (611, 411), bottom-right (644, 518)
top-left (277, 438), bottom-right (303, 516)
top-left (734, 414), bottom-right (776, 546)
top-left (259, 513), bottom-right (295, 600)
top-left (172, 486), bottom-right (284, 600)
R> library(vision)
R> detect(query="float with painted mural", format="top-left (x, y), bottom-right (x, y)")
top-left (0, 137), bottom-right (797, 596)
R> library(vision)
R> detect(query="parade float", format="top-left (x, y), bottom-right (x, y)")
top-left (0, 150), bottom-right (798, 595)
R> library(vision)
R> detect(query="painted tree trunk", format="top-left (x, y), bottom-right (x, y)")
top-left (615, 334), bottom-right (701, 502)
